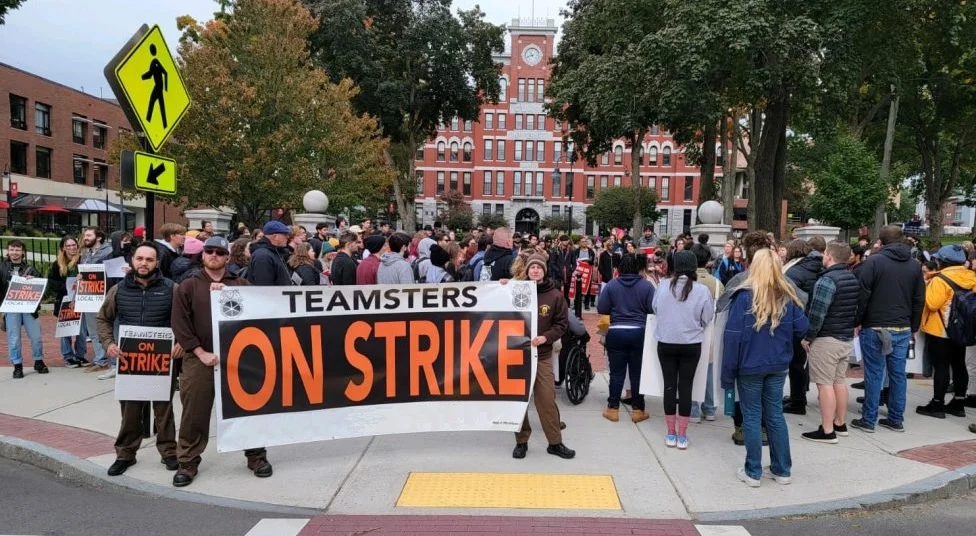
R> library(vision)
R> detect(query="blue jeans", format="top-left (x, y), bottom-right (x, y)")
top-left (606, 328), bottom-right (645, 411)
top-left (860, 328), bottom-right (910, 426)
top-left (60, 318), bottom-right (88, 362)
top-left (5, 313), bottom-right (44, 365)
top-left (83, 313), bottom-right (109, 367)
top-left (737, 372), bottom-right (791, 480)
top-left (692, 363), bottom-right (716, 418)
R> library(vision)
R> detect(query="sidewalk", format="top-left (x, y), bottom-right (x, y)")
top-left (2, 335), bottom-right (976, 523)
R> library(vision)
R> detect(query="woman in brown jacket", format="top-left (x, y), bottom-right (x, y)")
top-left (511, 252), bottom-right (575, 460)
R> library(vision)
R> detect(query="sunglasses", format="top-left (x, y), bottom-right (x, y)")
top-left (204, 248), bottom-right (228, 256)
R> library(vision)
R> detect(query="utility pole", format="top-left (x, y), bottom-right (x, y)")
top-left (873, 86), bottom-right (900, 238)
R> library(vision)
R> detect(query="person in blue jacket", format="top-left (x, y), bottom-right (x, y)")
top-left (722, 248), bottom-right (809, 488)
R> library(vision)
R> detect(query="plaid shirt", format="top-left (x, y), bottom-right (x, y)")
top-left (805, 276), bottom-right (836, 342)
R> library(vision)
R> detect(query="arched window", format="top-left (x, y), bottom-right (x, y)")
top-left (614, 145), bottom-right (623, 165)
top-left (450, 142), bottom-right (459, 162)
top-left (649, 146), bottom-right (658, 165)
top-left (436, 141), bottom-right (446, 162)
top-left (462, 142), bottom-right (473, 162)
top-left (662, 146), bottom-right (672, 166)
top-left (499, 78), bottom-right (508, 101)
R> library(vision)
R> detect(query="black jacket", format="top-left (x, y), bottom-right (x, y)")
top-left (47, 260), bottom-right (77, 314)
top-left (813, 264), bottom-right (860, 341)
top-left (330, 251), bottom-right (358, 286)
top-left (855, 243), bottom-right (925, 331)
top-left (482, 245), bottom-right (515, 281)
top-left (294, 263), bottom-right (320, 286)
top-left (153, 240), bottom-right (180, 279)
top-left (598, 249), bottom-right (616, 283)
top-left (0, 259), bottom-right (41, 300)
top-left (786, 252), bottom-right (824, 297)
top-left (247, 238), bottom-right (292, 286)
top-left (549, 247), bottom-right (576, 285)
top-left (171, 256), bottom-right (202, 283)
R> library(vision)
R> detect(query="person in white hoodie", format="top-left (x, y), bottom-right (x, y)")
top-left (378, 232), bottom-right (415, 285)
top-left (414, 237), bottom-right (436, 282)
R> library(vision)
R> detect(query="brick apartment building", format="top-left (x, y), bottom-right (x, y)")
top-left (414, 18), bottom-right (720, 237)
top-left (1, 62), bottom-right (176, 237)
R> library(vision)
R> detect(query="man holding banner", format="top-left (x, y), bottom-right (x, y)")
top-left (80, 227), bottom-right (117, 376)
top-left (171, 236), bottom-right (272, 487)
top-left (1, 240), bottom-right (48, 378)
top-left (96, 243), bottom-right (180, 476)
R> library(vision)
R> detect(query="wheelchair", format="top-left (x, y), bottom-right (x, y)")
top-left (564, 331), bottom-right (594, 405)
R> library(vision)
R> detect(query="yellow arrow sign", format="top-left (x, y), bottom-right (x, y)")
top-left (105, 25), bottom-right (191, 153)
top-left (133, 151), bottom-right (177, 194)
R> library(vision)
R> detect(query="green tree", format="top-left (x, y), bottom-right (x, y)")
top-left (0, 0), bottom-right (25, 24)
top-left (305, 0), bottom-right (505, 231)
top-left (548, 0), bottom-right (665, 232)
top-left (437, 190), bottom-right (473, 232)
top-left (805, 133), bottom-right (887, 231)
top-left (586, 186), bottom-right (659, 231)
top-left (539, 214), bottom-right (581, 235)
top-left (172, 0), bottom-right (393, 226)
top-left (477, 212), bottom-right (508, 230)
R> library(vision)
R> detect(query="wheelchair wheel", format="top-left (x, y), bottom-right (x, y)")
top-left (565, 344), bottom-right (588, 405)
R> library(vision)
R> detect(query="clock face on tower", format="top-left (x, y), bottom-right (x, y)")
top-left (522, 46), bottom-right (542, 66)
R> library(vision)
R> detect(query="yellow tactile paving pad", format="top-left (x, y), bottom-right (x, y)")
top-left (396, 472), bottom-right (622, 510)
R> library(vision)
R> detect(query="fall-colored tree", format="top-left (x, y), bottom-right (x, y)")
top-left (171, 0), bottom-right (394, 226)
top-left (437, 190), bottom-right (474, 232)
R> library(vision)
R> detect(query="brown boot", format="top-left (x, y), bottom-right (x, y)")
top-left (172, 464), bottom-right (197, 487)
top-left (631, 409), bottom-right (650, 423)
top-left (603, 407), bottom-right (619, 422)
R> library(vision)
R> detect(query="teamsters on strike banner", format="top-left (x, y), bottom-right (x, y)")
top-left (9, 219), bottom-right (975, 489)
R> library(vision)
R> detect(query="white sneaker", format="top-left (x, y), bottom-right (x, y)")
top-left (703, 414), bottom-right (716, 421)
top-left (763, 467), bottom-right (792, 485)
top-left (98, 370), bottom-right (117, 380)
top-left (736, 467), bottom-right (760, 488)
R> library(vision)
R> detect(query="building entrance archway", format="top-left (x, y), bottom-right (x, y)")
top-left (515, 208), bottom-right (540, 236)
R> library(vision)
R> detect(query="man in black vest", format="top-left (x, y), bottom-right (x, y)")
top-left (96, 243), bottom-right (180, 476)
top-left (800, 241), bottom-right (860, 444)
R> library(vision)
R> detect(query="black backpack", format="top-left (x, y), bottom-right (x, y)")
top-left (411, 257), bottom-right (427, 283)
top-left (936, 274), bottom-right (976, 346)
top-left (456, 261), bottom-right (475, 282)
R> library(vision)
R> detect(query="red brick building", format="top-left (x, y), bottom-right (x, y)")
top-left (1, 62), bottom-right (176, 236)
top-left (414, 18), bottom-right (718, 237)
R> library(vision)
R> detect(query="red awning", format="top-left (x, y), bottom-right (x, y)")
top-left (35, 205), bottom-right (71, 213)
top-left (0, 201), bottom-right (9, 209)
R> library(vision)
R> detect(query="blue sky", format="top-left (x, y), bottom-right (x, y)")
top-left (0, 0), bottom-right (567, 98)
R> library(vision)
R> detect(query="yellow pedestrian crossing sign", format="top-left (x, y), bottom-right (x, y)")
top-left (104, 24), bottom-right (191, 153)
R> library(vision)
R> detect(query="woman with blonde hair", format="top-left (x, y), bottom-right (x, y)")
top-left (49, 236), bottom-right (87, 367)
top-left (722, 248), bottom-right (809, 488)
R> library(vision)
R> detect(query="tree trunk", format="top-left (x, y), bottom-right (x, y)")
top-left (631, 130), bottom-right (645, 233)
top-left (389, 140), bottom-right (417, 233)
top-left (722, 113), bottom-right (737, 226)
top-left (699, 120), bottom-right (718, 204)
top-left (744, 107), bottom-right (760, 230)
top-left (753, 90), bottom-right (789, 236)
top-left (772, 117), bottom-right (788, 238)
top-left (873, 89), bottom-right (900, 238)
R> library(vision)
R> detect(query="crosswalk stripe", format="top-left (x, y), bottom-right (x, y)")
top-left (695, 525), bottom-right (752, 536)
top-left (244, 518), bottom-right (310, 536)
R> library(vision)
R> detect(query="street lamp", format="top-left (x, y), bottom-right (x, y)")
top-left (95, 178), bottom-right (110, 231)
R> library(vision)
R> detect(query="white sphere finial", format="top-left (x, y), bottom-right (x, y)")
top-left (698, 200), bottom-right (723, 224)
top-left (303, 190), bottom-right (329, 213)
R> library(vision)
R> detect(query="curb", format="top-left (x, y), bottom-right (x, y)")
top-left (695, 462), bottom-right (976, 522)
top-left (3, 432), bottom-right (974, 522)
top-left (0, 435), bottom-right (323, 517)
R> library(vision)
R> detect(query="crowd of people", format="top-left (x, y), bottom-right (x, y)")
top-left (2, 214), bottom-right (976, 489)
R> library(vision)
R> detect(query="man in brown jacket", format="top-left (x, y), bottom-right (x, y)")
top-left (513, 253), bottom-right (575, 460)
top-left (170, 236), bottom-right (272, 487)
top-left (97, 243), bottom-right (180, 476)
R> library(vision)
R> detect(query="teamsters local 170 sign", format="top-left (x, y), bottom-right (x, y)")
top-left (211, 282), bottom-right (538, 452)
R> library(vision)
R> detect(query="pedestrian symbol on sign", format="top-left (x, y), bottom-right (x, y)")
top-left (142, 44), bottom-right (168, 129)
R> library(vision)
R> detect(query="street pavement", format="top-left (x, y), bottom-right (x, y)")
top-left (1, 456), bottom-right (973, 536)
top-left (1, 312), bottom-right (976, 524)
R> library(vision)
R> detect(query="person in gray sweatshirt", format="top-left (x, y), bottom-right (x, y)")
top-left (652, 250), bottom-right (715, 449)
top-left (377, 232), bottom-right (415, 285)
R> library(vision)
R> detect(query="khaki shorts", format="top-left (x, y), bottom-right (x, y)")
top-left (808, 337), bottom-right (852, 385)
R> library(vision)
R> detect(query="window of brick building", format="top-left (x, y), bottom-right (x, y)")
top-left (536, 142), bottom-right (544, 162)
top-left (485, 113), bottom-right (494, 130)
top-left (9, 141), bottom-right (27, 174)
top-left (586, 175), bottom-right (594, 199)
top-left (450, 171), bottom-right (458, 191)
top-left (496, 171), bottom-right (504, 196)
top-left (463, 172), bottom-right (471, 195)
top-left (462, 142), bottom-right (473, 162)
top-left (514, 141), bottom-right (523, 161)
top-left (496, 140), bottom-right (506, 161)
top-left (661, 177), bottom-right (670, 200)
top-left (36, 147), bottom-right (51, 179)
top-left (450, 142), bottom-right (459, 162)
top-left (498, 113), bottom-right (507, 129)
top-left (484, 139), bottom-right (493, 161)
top-left (436, 141), bottom-right (445, 161)
top-left (526, 115), bottom-right (535, 131)
top-left (663, 146), bottom-right (672, 166)
top-left (73, 155), bottom-right (88, 184)
top-left (537, 80), bottom-right (545, 103)
top-left (518, 79), bottom-right (526, 102)
top-left (35, 103), bottom-right (51, 136)
top-left (95, 159), bottom-right (108, 187)
top-left (649, 146), bottom-right (658, 165)
top-left (9, 94), bottom-right (27, 130)
top-left (483, 171), bottom-right (492, 195)
top-left (614, 145), bottom-right (623, 165)
top-left (72, 116), bottom-right (87, 145)
top-left (436, 171), bottom-right (445, 194)
top-left (514, 171), bottom-right (522, 196)
top-left (93, 122), bottom-right (107, 149)
top-left (684, 176), bottom-right (694, 201)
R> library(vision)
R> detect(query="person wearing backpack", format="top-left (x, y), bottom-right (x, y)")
top-left (466, 235), bottom-right (491, 282)
top-left (411, 237), bottom-right (435, 283)
top-left (917, 245), bottom-right (976, 419)
top-left (480, 227), bottom-right (515, 282)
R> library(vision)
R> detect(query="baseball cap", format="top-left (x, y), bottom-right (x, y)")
top-left (204, 236), bottom-right (230, 254)
top-left (934, 244), bottom-right (967, 265)
top-left (263, 220), bottom-right (291, 235)
top-left (348, 225), bottom-right (364, 234)
top-left (133, 225), bottom-right (146, 238)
